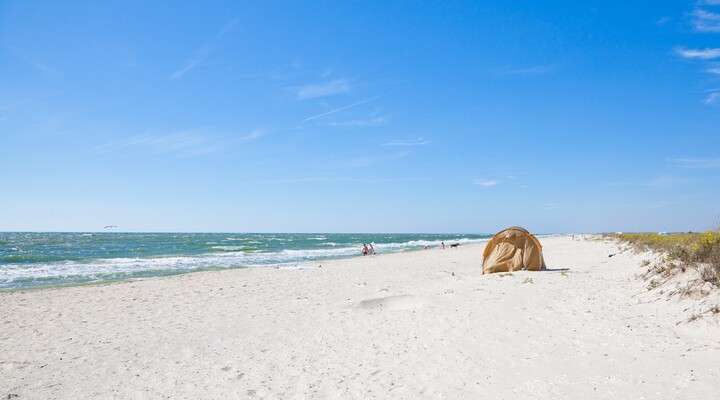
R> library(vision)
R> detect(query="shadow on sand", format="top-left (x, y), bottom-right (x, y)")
top-left (542, 267), bottom-right (570, 272)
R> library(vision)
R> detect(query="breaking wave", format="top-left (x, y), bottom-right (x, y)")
top-left (0, 233), bottom-right (490, 289)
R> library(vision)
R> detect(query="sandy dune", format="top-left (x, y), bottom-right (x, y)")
top-left (2, 236), bottom-right (719, 399)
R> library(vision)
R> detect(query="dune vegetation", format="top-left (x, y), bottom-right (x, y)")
top-left (616, 231), bottom-right (720, 287)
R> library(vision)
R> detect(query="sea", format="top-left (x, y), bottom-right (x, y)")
top-left (0, 232), bottom-right (491, 290)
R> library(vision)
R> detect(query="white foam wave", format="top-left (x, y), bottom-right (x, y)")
top-left (0, 248), bottom-right (359, 286)
top-left (0, 236), bottom-right (489, 288)
top-left (210, 245), bottom-right (247, 251)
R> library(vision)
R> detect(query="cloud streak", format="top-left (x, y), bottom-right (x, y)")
top-left (303, 97), bottom-right (379, 122)
top-left (676, 3), bottom-right (720, 104)
top-left (473, 179), bottom-right (499, 187)
top-left (692, 8), bottom-right (720, 32)
top-left (543, 202), bottom-right (559, 210)
top-left (325, 116), bottom-right (387, 127)
top-left (171, 48), bottom-right (211, 80)
top-left (296, 79), bottom-right (351, 100)
top-left (646, 175), bottom-right (688, 188)
top-left (675, 47), bottom-right (720, 59)
top-left (705, 91), bottom-right (720, 104)
top-left (382, 138), bottom-right (430, 147)
top-left (495, 65), bottom-right (554, 76)
top-left (170, 18), bottom-right (239, 80)
top-left (667, 157), bottom-right (720, 168)
top-left (340, 151), bottom-right (410, 168)
top-left (96, 129), bottom-right (263, 157)
top-left (257, 177), bottom-right (430, 184)
top-left (656, 16), bottom-right (672, 26)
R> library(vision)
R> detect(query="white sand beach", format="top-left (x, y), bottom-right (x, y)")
top-left (2, 236), bottom-right (719, 399)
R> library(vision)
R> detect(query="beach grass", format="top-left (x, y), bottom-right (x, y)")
top-left (615, 231), bottom-right (720, 286)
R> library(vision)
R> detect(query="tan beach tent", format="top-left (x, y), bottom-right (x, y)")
top-left (482, 227), bottom-right (545, 274)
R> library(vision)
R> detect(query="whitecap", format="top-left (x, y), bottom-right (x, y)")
top-left (0, 235), bottom-right (490, 289)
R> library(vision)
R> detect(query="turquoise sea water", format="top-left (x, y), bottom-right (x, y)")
top-left (0, 232), bottom-right (490, 290)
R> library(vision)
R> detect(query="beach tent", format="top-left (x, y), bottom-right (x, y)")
top-left (482, 227), bottom-right (545, 274)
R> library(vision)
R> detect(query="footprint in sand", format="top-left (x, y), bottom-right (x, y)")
top-left (356, 295), bottom-right (425, 311)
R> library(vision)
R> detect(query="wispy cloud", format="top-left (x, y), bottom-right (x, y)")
top-left (340, 151), bottom-right (410, 168)
top-left (704, 90), bottom-right (720, 104)
top-left (296, 79), bottom-right (351, 100)
top-left (608, 174), bottom-right (697, 189)
top-left (543, 202), bottom-right (559, 210)
top-left (675, 3), bottom-right (720, 103)
top-left (606, 181), bottom-right (633, 188)
top-left (472, 179), bottom-right (499, 187)
top-left (238, 129), bottom-right (265, 141)
top-left (382, 138), bottom-right (430, 147)
top-left (496, 65), bottom-right (554, 76)
top-left (303, 97), bottom-right (379, 122)
top-left (96, 129), bottom-right (263, 157)
top-left (33, 63), bottom-right (61, 77)
top-left (692, 8), bottom-right (720, 32)
top-left (170, 18), bottom-right (239, 80)
top-left (325, 116), bottom-right (388, 127)
top-left (656, 16), bottom-right (672, 26)
top-left (647, 201), bottom-right (675, 209)
top-left (646, 175), bottom-right (688, 188)
top-left (171, 48), bottom-right (211, 80)
top-left (675, 47), bottom-right (720, 59)
top-left (98, 132), bottom-right (217, 156)
top-left (217, 18), bottom-right (240, 37)
top-left (257, 177), bottom-right (430, 184)
top-left (667, 157), bottom-right (720, 168)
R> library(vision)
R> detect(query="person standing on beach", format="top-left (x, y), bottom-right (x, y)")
top-left (362, 244), bottom-right (369, 256)
top-left (441, 241), bottom-right (446, 250)
top-left (369, 243), bottom-right (375, 255)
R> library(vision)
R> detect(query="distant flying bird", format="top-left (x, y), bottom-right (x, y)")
top-left (103, 225), bottom-right (118, 229)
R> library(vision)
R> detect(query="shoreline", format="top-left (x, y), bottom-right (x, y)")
top-left (3, 236), bottom-right (719, 399)
top-left (0, 240), bottom-right (491, 293)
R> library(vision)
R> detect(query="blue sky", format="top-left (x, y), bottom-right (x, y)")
top-left (1, 0), bottom-right (720, 233)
